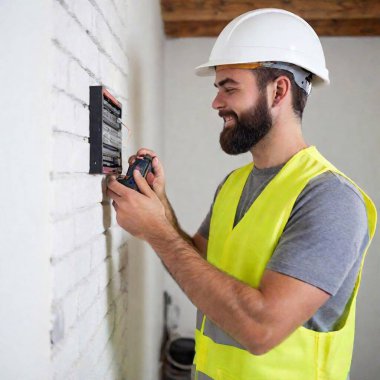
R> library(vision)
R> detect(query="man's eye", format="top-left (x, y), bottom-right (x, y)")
top-left (225, 88), bottom-right (236, 93)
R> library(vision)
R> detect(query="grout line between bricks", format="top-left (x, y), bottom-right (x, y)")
top-left (53, 246), bottom-right (115, 300)
top-left (50, 229), bottom-right (109, 265)
top-left (52, 83), bottom-right (89, 108)
top-left (87, 0), bottom-right (129, 58)
top-left (53, 299), bottom-right (118, 378)
top-left (54, 0), bottom-right (128, 79)
top-left (51, 39), bottom-right (99, 84)
top-left (50, 172), bottom-right (102, 181)
top-left (53, 279), bottom-right (120, 357)
top-left (106, 327), bottom-right (129, 379)
top-left (51, 41), bottom-right (129, 106)
top-left (52, 256), bottom-right (114, 322)
top-left (52, 129), bottom-right (89, 144)
top-left (103, 314), bottom-right (127, 380)
top-left (49, 200), bottom-right (116, 227)
top-left (108, 0), bottom-right (127, 29)
top-left (51, 232), bottom-right (107, 264)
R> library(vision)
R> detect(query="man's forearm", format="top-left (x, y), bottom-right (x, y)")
top-left (146, 222), bottom-right (268, 354)
top-left (159, 194), bottom-right (195, 246)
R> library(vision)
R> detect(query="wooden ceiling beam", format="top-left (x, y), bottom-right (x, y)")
top-left (164, 18), bottom-right (380, 37)
top-left (161, 0), bottom-right (380, 36)
top-left (162, 0), bottom-right (380, 21)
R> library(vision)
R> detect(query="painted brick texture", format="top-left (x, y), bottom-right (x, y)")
top-left (50, 0), bottom-right (129, 378)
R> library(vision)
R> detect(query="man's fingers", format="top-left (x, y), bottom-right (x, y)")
top-left (137, 147), bottom-right (156, 156)
top-left (151, 157), bottom-right (163, 178)
top-left (107, 186), bottom-right (121, 201)
top-left (107, 176), bottom-right (135, 197)
top-left (134, 149), bottom-right (165, 183)
top-left (133, 170), bottom-right (155, 197)
top-left (146, 172), bottom-right (155, 187)
top-left (128, 155), bottom-right (137, 165)
top-left (137, 147), bottom-right (157, 158)
top-left (107, 173), bottom-right (153, 199)
top-left (106, 176), bottom-right (124, 196)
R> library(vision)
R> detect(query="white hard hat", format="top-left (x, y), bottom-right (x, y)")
top-left (195, 8), bottom-right (329, 87)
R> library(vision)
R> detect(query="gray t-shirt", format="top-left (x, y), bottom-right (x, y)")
top-left (198, 165), bottom-right (369, 332)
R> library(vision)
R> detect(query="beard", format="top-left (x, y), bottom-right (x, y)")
top-left (219, 91), bottom-right (273, 155)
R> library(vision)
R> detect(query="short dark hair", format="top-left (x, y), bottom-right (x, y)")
top-left (253, 67), bottom-right (308, 119)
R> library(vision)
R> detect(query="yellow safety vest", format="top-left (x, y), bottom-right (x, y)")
top-left (194, 146), bottom-right (377, 380)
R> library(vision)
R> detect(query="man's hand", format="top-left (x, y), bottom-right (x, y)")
top-left (106, 169), bottom-right (169, 240)
top-left (112, 148), bottom-right (205, 259)
top-left (128, 148), bottom-right (165, 200)
top-left (128, 148), bottom-right (188, 240)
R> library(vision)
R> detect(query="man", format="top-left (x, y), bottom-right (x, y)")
top-left (107, 9), bottom-right (376, 380)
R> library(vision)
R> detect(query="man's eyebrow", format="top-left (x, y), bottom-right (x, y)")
top-left (214, 78), bottom-right (239, 88)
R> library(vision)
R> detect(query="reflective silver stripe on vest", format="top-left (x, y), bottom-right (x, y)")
top-left (196, 309), bottom-right (204, 330)
top-left (191, 365), bottom-right (196, 380)
top-left (192, 367), bottom-right (214, 380)
top-left (203, 318), bottom-right (245, 349)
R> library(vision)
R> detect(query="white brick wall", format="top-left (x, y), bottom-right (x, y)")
top-left (1, 0), bottom-right (164, 378)
top-left (50, 0), bottom-right (129, 378)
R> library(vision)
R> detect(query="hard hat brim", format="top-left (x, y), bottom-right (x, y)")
top-left (194, 60), bottom-right (329, 86)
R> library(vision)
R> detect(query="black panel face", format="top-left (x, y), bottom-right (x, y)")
top-left (89, 86), bottom-right (122, 174)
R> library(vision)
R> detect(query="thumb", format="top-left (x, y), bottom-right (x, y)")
top-left (152, 157), bottom-right (164, 180)
top-left (133, 169), bottom-right (155, 197)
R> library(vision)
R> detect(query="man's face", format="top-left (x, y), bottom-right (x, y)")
top-left (212, 68), bottom-right (273, 155)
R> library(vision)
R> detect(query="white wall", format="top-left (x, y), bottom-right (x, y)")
top-left (164, 37), bottom-right (380, 379)
top-left (0, 1), bottom-right (52, 379)
top-left (125, 1), bottom-right (166, 379)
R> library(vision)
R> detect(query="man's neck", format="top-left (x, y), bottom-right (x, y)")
top-left (250, 121), bottom-right (308, 169)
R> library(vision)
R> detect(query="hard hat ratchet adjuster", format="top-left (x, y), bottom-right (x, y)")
top-left (262, 62), bottom-right (313, 95)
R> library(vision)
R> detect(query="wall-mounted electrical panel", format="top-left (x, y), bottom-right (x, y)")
top-left (89, 86), bottom-right (122, 174)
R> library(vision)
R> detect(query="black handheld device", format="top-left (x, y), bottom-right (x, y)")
top-left (117, 154), bottom-right (153, 191)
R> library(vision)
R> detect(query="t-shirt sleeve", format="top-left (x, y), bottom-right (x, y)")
top-left (197, 205), bottom-right (213, 239)
top-left (266, 171), bottom-right (369, 296)
top-left (197, 174), bottom-right (231, 239)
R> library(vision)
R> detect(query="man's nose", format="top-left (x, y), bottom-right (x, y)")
top-left (212, 92), bottom-right (225, 110)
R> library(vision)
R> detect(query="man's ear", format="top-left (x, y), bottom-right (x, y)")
top-left (271, 76), bottom-right (291, 107)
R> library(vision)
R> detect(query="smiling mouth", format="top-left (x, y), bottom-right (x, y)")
top-left (223, 115), bottom-right (236, 128)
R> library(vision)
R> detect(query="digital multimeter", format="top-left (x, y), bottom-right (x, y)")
top-left (117, 154), bottom-right (153, 191)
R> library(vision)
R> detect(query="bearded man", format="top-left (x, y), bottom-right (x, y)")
top-left (107, 9), bottom-right (376, 380)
